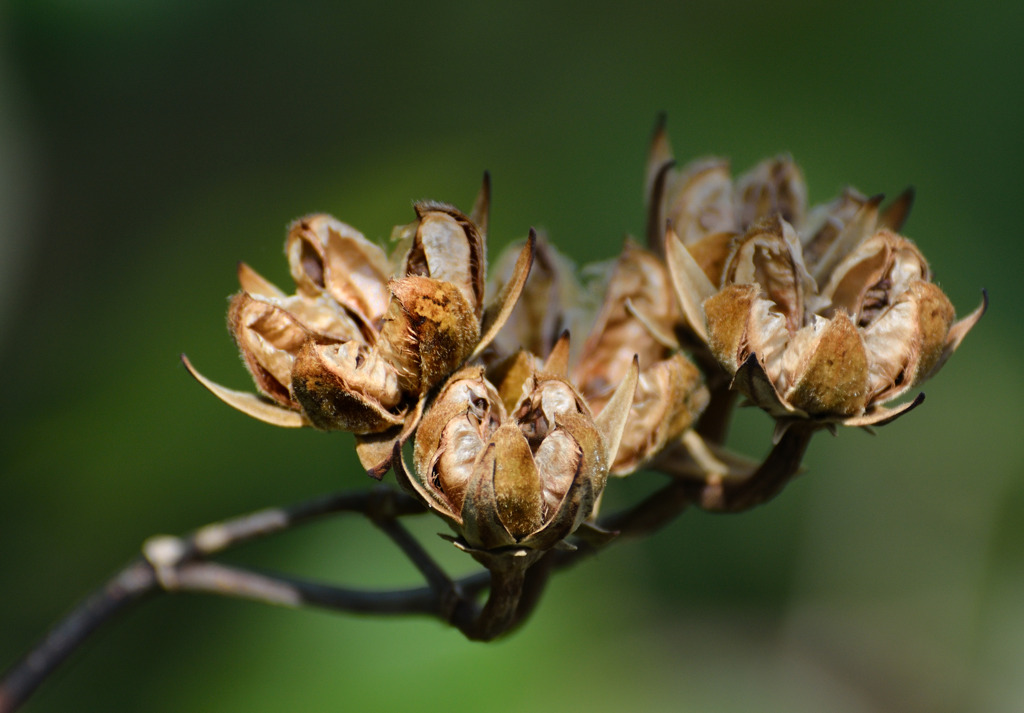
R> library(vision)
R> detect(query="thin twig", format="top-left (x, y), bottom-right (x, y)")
top-left (370, 516), bottom-right (453, 597)
top-left (172, 561), bottom-right (453, 616)
top-left (369, 516), bottom-right (478, 627)
top-left (687, 423), bottom-right (816, 512)
top-left (184, 487), bottom-right (425, 558)
top-left (0, 487), bottom-right (428, 713)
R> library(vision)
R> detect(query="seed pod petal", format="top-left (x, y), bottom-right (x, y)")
top-left (537, 408), bottom-right (602, 543)
top-left (286, 215), bottom-right (391, 329)
top-left (593, 355), bottom-right (640, 473)
top-left (237, 262), bottom-right (365, 344)
top-left (815, 226), bottom-right (892, 320)
top-left (321, 225), bottom-right (393, 328)
top-left (665, 225), bottom-right (717, 343)
top-left (610, 354), bottom-right (707, 475)
top-left (908, 281), bottom-right (955, 386)
top-left (488, 350), bottom-right (543, 415)
top-left (783, 312), bottom-right (869, 417)
top-left (843, 392), bottom-right (926, 428)
top-left (577, 242), bottom-right (676, 392)
top-left (228, 292), bottom-right (310, 408)
top-left (487, 232), bottom-right (588, 362)
top-left (543, 330), bottom-right (572, 378)
top-left (490, 424), bottom-right (545, 541)
top-left (379, 276), bottom-right (480, 394)
top-left (460, 443), bottom-right (518, 550)
top-left (414, 367), bottom-right (504, 506)
top-left (474, 231), bottom-right (537, 360)
top-left (806, 194), bottom-right (883, 285)
top-left (925, 290), bottom-right (987, 380)
top-left (734, 155), bottom-right (806, 229)
top-left (237, 262), bottom-right (286, 300)
top-left (181, 355), bottom-right (307, 428)
top-left (291, 340), bottom-right (405, 433)
top-left (857, 294), bottom-right (920, 404)
top-left (644, 116), bottom-right (737, 275)
top-left (402, 203), bottom-right (486, 319)
top-left (724, 215), bottom-right (813, 334)
top-left (703, 283), bottom-right (760, 371)
top-left (644, 112), bottom-right (673, 217)
top-left (877, 187), bottom-right (916, 232)
top-left (663, 159), bottom-right (737, 245)
top-left (853, 279), bottom-right (950, 405)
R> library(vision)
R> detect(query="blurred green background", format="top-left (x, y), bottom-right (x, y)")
top-left (1, 1), bottom-right (1021, 711)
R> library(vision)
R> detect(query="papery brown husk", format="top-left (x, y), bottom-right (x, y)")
top-left (486, 235), bottom-right (592, 363)
top-left (286, 214), bottom-right (392, 334)
top-left (290, 340), bottom-right (406, 433)
top-left (400, 202), bottom-right (486, 320)
top-left (698, 218), bottom-right (983, 425)
top-left (576, 241), bottom-right (678, 392)
top-left (379, 276), bottom-right (481, 394)
top-left (608, 353), bottom-right (708, 475)
top-left (413, 366), bottom-right (505, 514)
top-left (402, 361), bottom-right (636, 553)
top-left (228, 292), bottom-right (312, 409)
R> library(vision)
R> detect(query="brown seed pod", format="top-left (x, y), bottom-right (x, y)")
top-left (291, 340), bottom-right (406, 434)
top-left (669, 212), bottom-right (986, 432)
top-left (396, 359), bottom-right (638, 552)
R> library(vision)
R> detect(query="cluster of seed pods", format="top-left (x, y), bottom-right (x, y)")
top-left (187, 121), bottom-right (983, 557)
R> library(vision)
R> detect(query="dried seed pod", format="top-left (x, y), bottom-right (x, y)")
top-left (669, 213), bottom-right (986, 432)
top-left (733, 156), bottom-right (807, 230)
top-left (186, 186), bottom-right (535, 477)
top-left (606, 353), bottom-right (708, 475)
top-left (412, 367), bottom-right (506, 518)
top-left (227, 291), bottom-right (312, 410)
top-left (291, 340), bottom-right (405, 434)
top-left (397, 360), bottom-right (638, 552)
top-left (377, 276), bottom-right (481, 395)
top-left (286, 214), bottom-right (392, 333)
top-left (576, 241), bottom-right (679, 390)
top-left (486, 235), bottom-right (591, 362)
top-left (574, 242), bottom-right (708, 474)
top-left (229, 265), bottom-right (367, 392)
top-left (185, 211), bottom-right (395, 430)
top-left (646, 118), bottom-right (806, 286)
top-left (183, 259), bottom-right (371, 429)
top-left (647, 116), bottom-right (914, 297)
top-left (350, 212), bottom-right (535, 478)
top-left (397, 202), bottom-right (486, 319)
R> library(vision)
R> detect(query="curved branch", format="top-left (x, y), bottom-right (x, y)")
top-left (0, 426), bottom-right (816, 712)
top-left (0, 487), bottom-right (430, 713)
top-left (182, 487), bottom-right (425, 558)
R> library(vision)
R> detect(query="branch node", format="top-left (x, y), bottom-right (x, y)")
top-left (141, 535), bottom-right (188, 590)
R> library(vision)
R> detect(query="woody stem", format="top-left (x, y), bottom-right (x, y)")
top-left (0, 486), bottom-right (472, 713)
top-left (462, 554), bottom-right (537, 641)
top-left (0, 426), bottom-right (814, 713)
top-left (691, 423), bottom-right (817, 512)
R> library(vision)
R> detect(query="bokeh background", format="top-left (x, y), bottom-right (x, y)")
top-left (2, 2), bottom-right (1022, 711)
